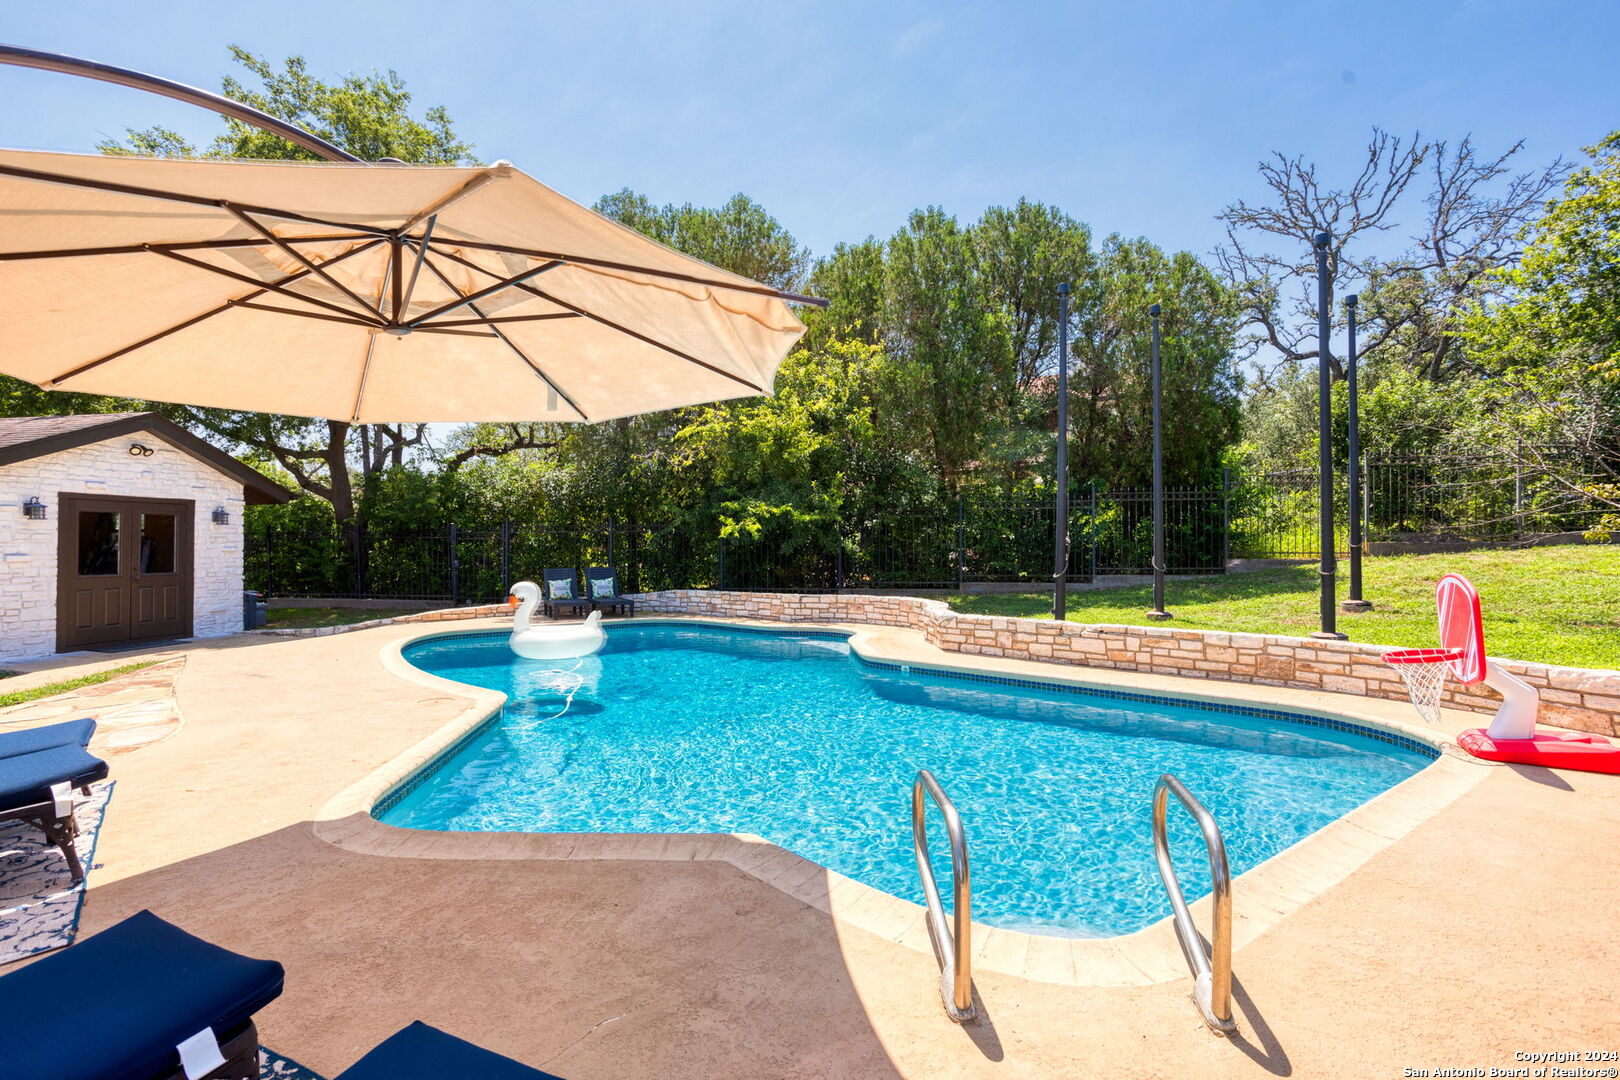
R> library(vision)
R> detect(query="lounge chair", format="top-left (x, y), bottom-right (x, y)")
top-left (0, 909), bottom-right (285, 1080)
top-left (337, 1021), bottom-right (566, 1079)
top-left (0, 735), bottom-right (108, 883)
top-left (585, 566), bottom-right (636, 617)
top-left (0, 716), bottom-right (98, 756)
top-left (542, 567), bottom-right (592, 619)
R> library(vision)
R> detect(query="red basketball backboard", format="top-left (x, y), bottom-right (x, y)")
top-left (1436, 572), bottom-right (1486, 685)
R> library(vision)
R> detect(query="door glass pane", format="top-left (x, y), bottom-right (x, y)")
top-left (140, 514), bottom-right (176, 574)
top-left (77, 511), bottom-right (121, 576)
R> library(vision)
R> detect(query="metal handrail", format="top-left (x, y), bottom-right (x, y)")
top-left (912, 769), bottom-right (975, 1022)
top-left (1152, 774), bottom-right (1236, 1034)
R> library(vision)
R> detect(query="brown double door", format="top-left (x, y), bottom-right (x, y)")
top-left (57, 495), bottom-right (193, 651)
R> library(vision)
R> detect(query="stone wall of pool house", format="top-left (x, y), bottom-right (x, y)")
top-left (626, 590), bottom-right (1620, 738)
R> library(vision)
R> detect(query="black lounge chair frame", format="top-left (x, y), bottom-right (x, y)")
top-left (155, 1021), bottom-right (261, 1080)
top-left (4, 777), bottom-right (96, 884)
top-left (585, 566), bottom-right (636, 617)
top-left (541, 568), bottom-right (593, 619)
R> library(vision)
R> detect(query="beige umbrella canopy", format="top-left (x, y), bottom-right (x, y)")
top-left (0, 148), bottom-right (816, 423)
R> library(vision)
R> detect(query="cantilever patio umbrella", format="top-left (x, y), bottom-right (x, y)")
top-left (0, 147), bottom-right (817, 423)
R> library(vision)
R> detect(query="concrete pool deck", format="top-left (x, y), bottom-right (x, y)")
top-left (5, 618), bottom-right (1619, 1078)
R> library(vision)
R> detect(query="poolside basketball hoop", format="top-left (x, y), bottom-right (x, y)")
top-left (1382, 572), bottom-right (1551, 742)
top-left (1381, 647), bottom-right (1462, 725)
top-left (1388, 574), bottom-right (1619, 774)
top-left (1381, 572), bottom-right (1488, 724)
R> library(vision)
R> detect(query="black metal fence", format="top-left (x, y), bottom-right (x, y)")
top-left (1363, 455), bottom-right (1610, 542)
top-left (245, 485), bottom-right (1244, 602)
top-left (243, 457), bottom-right (1612, 602)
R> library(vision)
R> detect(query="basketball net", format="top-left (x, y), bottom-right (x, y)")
top-left (1381, 648), bottom-right (1461, 725)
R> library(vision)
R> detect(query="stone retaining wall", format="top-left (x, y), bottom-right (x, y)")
top-left (630, 590), bottom-right (1620, 738)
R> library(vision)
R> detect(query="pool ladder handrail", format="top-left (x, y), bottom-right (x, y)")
top-left (1152, 773), bottom-right (1236, 1035)
top-left (912, 769), bottom-right (975, 1022)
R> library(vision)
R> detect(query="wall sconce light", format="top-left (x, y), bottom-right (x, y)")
top-left (128, 443), bottom-right (154, 457)
top-left (23, 496), bottom-right (47, 520)
top-left (211, 507), bottom-right (231, 525)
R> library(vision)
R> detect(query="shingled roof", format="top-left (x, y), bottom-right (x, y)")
top-left (0, 412), bottom-right (292, 504)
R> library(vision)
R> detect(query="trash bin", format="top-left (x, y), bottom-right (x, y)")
top-left (243, 591), bottom-right (268, 630)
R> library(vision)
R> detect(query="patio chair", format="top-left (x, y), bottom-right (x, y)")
top-left (336, 1020), bottom-right (566, 1080)
top-left (0, 738), bottom-right (108, 883)
top-left (0, 908), bottom-right (286, 1080)
top-left (585, 566), bottom-right (636, 617)
top-left (542, 567), bottom-right (593, 619)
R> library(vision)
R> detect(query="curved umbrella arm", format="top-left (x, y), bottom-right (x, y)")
top-left (0, 43), bottom-right (362, 163)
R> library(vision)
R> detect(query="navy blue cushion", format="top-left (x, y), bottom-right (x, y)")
top-left (0, 909), bottom-right (285, 1080)
top-left (0, 717), bottom-right (97, 759)
top-left (337, 1021), bottom-right (566, 1080)
top-left (0, 743), bottom-right (108, 808)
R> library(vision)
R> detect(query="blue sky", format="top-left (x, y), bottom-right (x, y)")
top-left (2, 0), bottom-right (1617, 264)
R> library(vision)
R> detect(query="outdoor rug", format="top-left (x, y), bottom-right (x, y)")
top-left (0, 781), bottom-right (113, 964)
top-left (260, 1048), bottom-right (326, 1079)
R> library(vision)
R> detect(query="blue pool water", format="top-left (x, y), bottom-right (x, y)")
top-left (383, 624), bottom-right (1433, 937)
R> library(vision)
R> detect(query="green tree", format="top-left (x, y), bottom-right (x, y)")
top-left (594, 189), bottom-right (809, 290)
top-left (884, 207), bottom-right (1013, 492)
top-left (806, 239), bottom-right (886, 347)
top-left (101, 46), bottom-right (473, 165)
top-left (1070, 238), bottom-right (1241, 487)
top-left (1463, 131), bottom-right (1620, 537)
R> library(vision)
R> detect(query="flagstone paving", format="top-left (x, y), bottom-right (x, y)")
top-left (0, 658), bottom-right (184, 755)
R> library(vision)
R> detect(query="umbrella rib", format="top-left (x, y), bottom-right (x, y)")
top-left (222, 203), bottom-right (389, 322)
top-left (418, 253), bottom-right (589, 421)
top-left (351, 331), bottom-right (378, 424)
top-left (397, 166), bottom-right (507, 234)
top-left (408, 325), bottom-right (501, 338)
top-left (227, 299), bottom-right (388, 327)
top-left (0, 161), bottom-right (394, 237)
top-left (420, 235), bottom-right (828, 308)
top-left (421, 312), bottom-right (582, 329)
top-left (428, 245), bottom-right (766, 393)
top-left (44, 237), bottom-right (386, 387)
top-left (405, 259), bottom-right (564, 327)
top-left (398, 215), bottom-right (437, 317)
top-left (43, 302), bottom-right (240, 388)
top-left (148, 246), bottom-right (388, 327)
top-left (0, 234), bottom-right (368, 262)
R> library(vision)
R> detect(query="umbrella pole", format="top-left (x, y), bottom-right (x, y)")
top-left (0, 43), bottom-right (360, 163)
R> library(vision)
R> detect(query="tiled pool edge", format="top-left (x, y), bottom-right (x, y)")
top-left (312, 616), bottom-right (1488, 991)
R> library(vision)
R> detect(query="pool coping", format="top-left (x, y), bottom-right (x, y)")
top-left (312, 615), bottom-right (1491, 990)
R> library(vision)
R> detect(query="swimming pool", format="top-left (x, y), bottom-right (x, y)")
top-left (382, 623), bottom-right (1434, 937)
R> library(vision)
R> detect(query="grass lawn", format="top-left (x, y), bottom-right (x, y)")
top-left (947, 544), bottom-right (1619, 670)
top-left (265, 606), bottom-right (421, 629)
top-left (0, 661), bottom-right (158, 708)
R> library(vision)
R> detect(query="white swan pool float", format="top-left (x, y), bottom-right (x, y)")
top-left (507, 580), bottom-right (606, 660)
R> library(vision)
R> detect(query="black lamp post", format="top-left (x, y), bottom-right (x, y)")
top-left (1341, 293), bottom-right (1372, 612)
top-left (1312, 232), bottom-right (1346, 640)
top-left (1146, 302), bottom-right (1171, 619)
top-left (1053, 281), bottom-right (1071, 621)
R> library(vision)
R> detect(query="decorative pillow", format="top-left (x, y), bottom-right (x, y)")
top-left (549, 578), bottom-right (573, 600)
top-left (590, 575), bottom-right (617, 599)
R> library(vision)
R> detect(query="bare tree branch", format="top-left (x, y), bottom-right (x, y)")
top-left (1215, 128), bottom-right (1566, 384)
